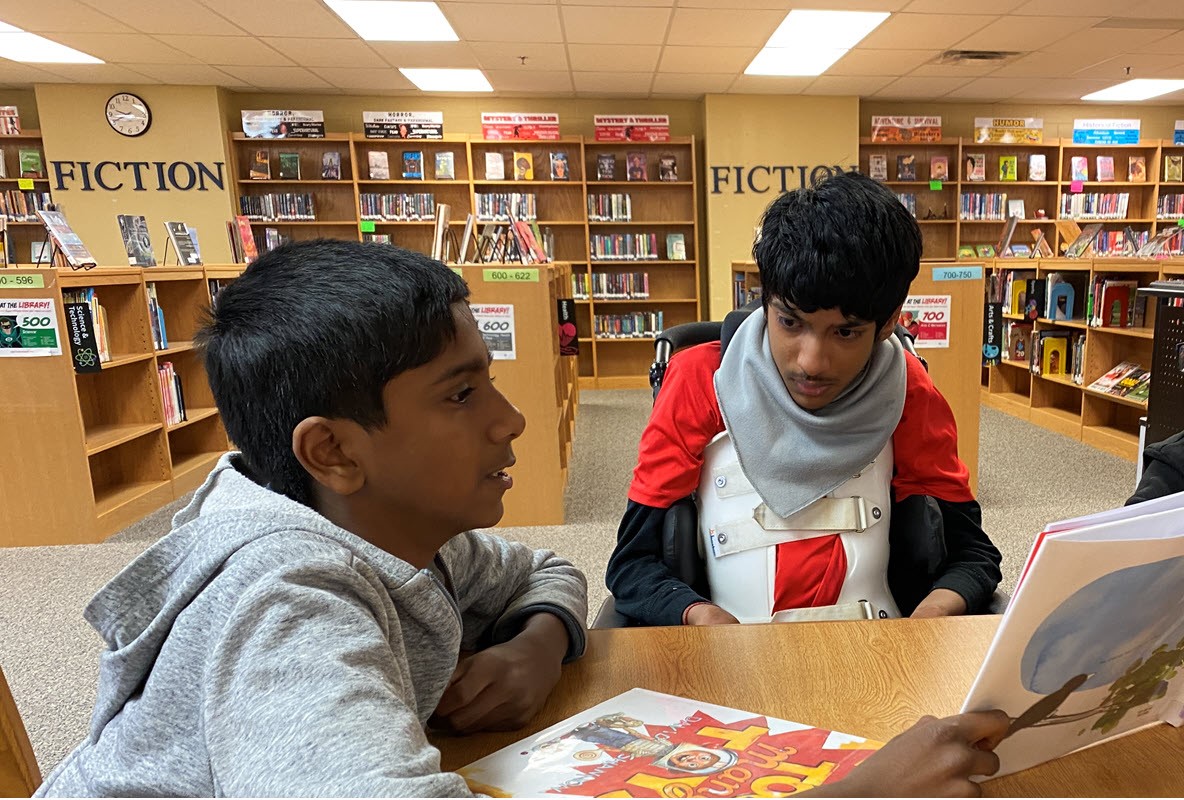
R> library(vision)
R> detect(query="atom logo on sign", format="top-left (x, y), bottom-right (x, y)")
top-left (74, 348), bottom-right (97, 368)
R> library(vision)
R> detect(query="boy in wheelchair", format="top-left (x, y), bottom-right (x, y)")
top-left (607, 171), bottom-right (1002, 626)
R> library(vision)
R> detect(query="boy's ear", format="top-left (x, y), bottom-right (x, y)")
top-left (292, 417), bottom-right (366, 497)
top-left (876, 304), bottom-right (905, 342)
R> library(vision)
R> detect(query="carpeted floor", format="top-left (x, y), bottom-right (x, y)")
top-left (0, 390), bottom-right (1136, 776)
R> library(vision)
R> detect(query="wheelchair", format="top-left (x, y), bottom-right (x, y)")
top-left (594, 302), bottom-right (1003, 628)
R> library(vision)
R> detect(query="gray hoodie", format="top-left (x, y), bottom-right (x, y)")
top-left (36, 454), bottom-right (588, 797)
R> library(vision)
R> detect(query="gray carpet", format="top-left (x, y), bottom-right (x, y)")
top-left (0, 391), bottom-right (1136, 776)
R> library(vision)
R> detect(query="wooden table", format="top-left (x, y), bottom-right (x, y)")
top-left (433, 617), bottom-right (1184, 796)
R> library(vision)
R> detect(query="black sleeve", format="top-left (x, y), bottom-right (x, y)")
top-left (606, 500), bottom-right (707, 627)
top-left (1127, 433), bottom-right (1184, 505)
top-left (930, 498), bottom-right (1002, 614)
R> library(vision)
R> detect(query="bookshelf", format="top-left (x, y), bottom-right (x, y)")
top-left (858, 137), bottom-right (1184, 262)
top-left (0, 131), bottom-right (51, 266)
top-left (227, 133), bottom-right (703, 389)
top-left (0, 264), bottom-right (243, 546)
top-left (981, 256), bottom-right (1179, 461)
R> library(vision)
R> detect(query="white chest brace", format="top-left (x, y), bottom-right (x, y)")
top-left (696, 432), bottom-right (900, 624)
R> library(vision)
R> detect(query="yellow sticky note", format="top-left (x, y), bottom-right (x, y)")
top-left (17, 178), bottom-right (34, 190)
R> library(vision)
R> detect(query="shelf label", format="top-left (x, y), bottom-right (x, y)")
top-left (359, 220), bottom-right (376, 233)
top-left (1177, 218), bottom-right (1184, 228)
top-left (471, 303), bottom-right (516, 360)
top-left (933, 265), bottom-right (982, 282)
top-left (450, 267), bottom-right (463, 276)
top-left (0, 273), bottom-right (46, 289)
top-left (0, 297), bottom-right (62, 358)
top-left (17, 177), bottom-right (34, 190)
top-left (1071, 118), bottom-right (1140, 145)
top-left (484, 268), bottom-right (539, 283)
top-left (929, 179), bottom-right (942, 191)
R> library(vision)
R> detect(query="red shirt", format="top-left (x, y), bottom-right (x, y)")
top-left (627, 342), bottom-right (973, 612)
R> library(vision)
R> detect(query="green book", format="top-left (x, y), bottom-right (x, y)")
top-left (278, 152), bottom-right (300, 180)
top-left (19, 149), bottom-right (43, 179)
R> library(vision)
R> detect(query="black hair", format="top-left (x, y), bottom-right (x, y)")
top-left (752, 170), bottom-right (921, 329)
top-left (197, 239), bottom-right (470, 506)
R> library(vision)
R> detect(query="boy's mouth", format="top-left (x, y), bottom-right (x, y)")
top-left (486, 459), bottom-right (515, 489)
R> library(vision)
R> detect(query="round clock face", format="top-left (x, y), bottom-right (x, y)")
top-left (105, 92), bottom-right (151, 137)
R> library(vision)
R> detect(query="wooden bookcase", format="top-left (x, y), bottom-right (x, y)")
top-left (227, 133), bottom-right (703, 389)
top-left (981, 256), bottom-right (1179, 461)
top-left (0, 131), bottom-right (51, 266)
top-left (0, 264), bottom-right (242, 546)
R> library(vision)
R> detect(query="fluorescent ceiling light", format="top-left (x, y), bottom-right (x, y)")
top-left (1082, 79), bottom-right (1184, 101)
top-left (325, 0), bottom-right (458, 42)
top-left (400, 68), bottom-right (492, 92)
top-left (0, 21), bottom-right (103, 63)
top-left (745, 9), bottom-right (889, 77)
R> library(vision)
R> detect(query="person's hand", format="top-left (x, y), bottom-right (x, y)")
top-left (431, 613), bottom-right (568, 733)
top-left (910, 588), bottom-right (968, 619)
top-left (822, 711), bottom-right (1010, 797)
top-left (684, 603), bottom-right (740, 626)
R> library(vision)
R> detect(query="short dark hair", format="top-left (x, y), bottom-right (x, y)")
top-left (197, 239), bottom-right (470, 506)
top-left (752, 170), bottom-right (921, 328)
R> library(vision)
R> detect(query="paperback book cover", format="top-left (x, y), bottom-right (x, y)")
top-left (1166, 155), bottom-right (1183, 182)
top-left (250, 149), bottom-right (271, 180)
top-left (868, 154), bottom-right (887, 181)
top-left (957, 244), bottom-right (977, 259)
top-left (36, 210), bottom-right (96, 269)
top-left (658, 155), bottom-right (678, 181)
top-left (321, 151), bottom-right (341, 180)
top-left (597, 153), bottom-right (616, 181)
top-left (18, 149), bottom-right (43, 179)
top-left (513, 152), bottom-right (534, 181)
top-left (368, 151), bottom-right (390, 180)
top-left (666, 233), bottom-right (686, 260)
top-left (1096, 156), bottom-right (1114, 182)
top-left (435, 151), bottom-right (455, 180)
top-left (278, 152), bottom-right (301, 180)
top-left (116, 214), bottom-right (156, 267)
top-left (1071, 156), bottom-right (1089, 182)
top-left (1087, 360), bottom-right (1141, 393)
top-left (458, 689), bottom-right (881, 798)
top-left (233, 215), bottom-right (258, 264)
top-left (1028, 154), bottom-right (1047, 182)
top-left (485, 152), bottom-right (505, 181)
top-left (999, 155), bottom-right (1017, 181)
top-left (966, 153), bottom-right (986, 181)
top-left (402, 151), bottom-right (424, 180)
top-left (550, 152), bottom-right (570, 181)
top-left (1128, 156), bottom-right (1147, 183)
top-left (1008, 323), bottom-right (1032, 363)
top-left (930, 155), bottom-right (948, 182)
top-left (975, 243), bottom-right (997, 258)
top-left (627, 151), bottom-right (648, 181)
top-left (896, 154), bottom-right (916, 181)
top-left (165, 221), bottom-right (202, 266)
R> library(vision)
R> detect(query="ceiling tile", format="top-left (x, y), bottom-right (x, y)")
top-left (1011, 0), bottom-right (1137, 13)
top-left (940, 76), bottom-right (1035, 99)
top-left (902, 0), bottom-right (1026, 11)
top-left (261, 38), bottom-right (386, 68)
top-left (650, 73), bottom-right (735, 94)
top-left (119, 63), bottom-right (250, 85)
top-left (803, 75), bottom-right (895, 95)
top-left (558, 0), bottom-right (669, 5)
top-left (561, 6), bottom-right (672, 45)
top-left (1043, 26), bottom-right (1178, 56)
top-left (989, 49), bottom-right (1116, 78)
top-left (31, 63), bottom-right (158, 83)
top-left (906, 58), bottom-right (1008, 78)
top-left (0, 62), bottom-right (74, 84)
top-left (1021, 77), bottom-right (1115, 100)
top-left (727, 75), bottom-right (815, 94)
top-left (309, 67), bottom-right (414, 91)
top-left (954, 16), bottom-right (1104, 51)
top-left (443, 3), bottom-right (562, 43)
top-left (155, 35), bottom-right (294, 66)
top-left (469, 42), bottom-right (569, 70)
top-left (666, 8), bottom-right (784, 47)
top-left (0, 0), bottom-right (131, 33)
top-left (217, 65), bottom-right (334, 90)
top-left (367, 42), bottom-right (481, 69)
top-left (827, 48), bottom-right (940, 76)
top-left (872, 75), bottom-right (974, 98)
top-left (1143, 30), bottom-right (1184, 56)
top-left (680, 0), bottom-right (907, 6)
top-left (572, 72), bottom-right (653, 93)
top-left (485, 69), bottom-right (574, 93)
top-left (568, 44), bottom-right (660, 72)
top-left (860, 13), bottom-right (999, 50)
top-left (1132, 0), bottom-right (1184, 16)
top-left (1071, 52), bottom-right (1184, 79)
top-left (437, 0), bottom-right (555, 4)
top-left (658, 45), bottom-right (755, 74)
top-left (31, 32), bottom-right (199, 64)
top-left (196, 0), bottom-right (357, 38)
top-left (82, 0), bottom-right (245, 35)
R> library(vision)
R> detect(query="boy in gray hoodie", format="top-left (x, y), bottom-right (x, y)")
top-left (36, 240), bottom-right (588, 797)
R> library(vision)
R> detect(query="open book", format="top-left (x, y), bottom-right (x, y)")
top-left (458, 688), bottom-right (880, 797)
top-left (962, 491), bottom-right (1184, 778)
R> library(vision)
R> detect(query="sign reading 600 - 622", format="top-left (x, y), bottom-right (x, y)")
top-left (484, 268), bottom-right (539, 283)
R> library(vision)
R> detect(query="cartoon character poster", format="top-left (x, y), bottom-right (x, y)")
top-left (962, 501), bottom-right (1184, 778)
top-left (458, 689), bottom-right (880, 797)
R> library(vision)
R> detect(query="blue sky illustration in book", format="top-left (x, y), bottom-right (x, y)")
top-left (1009, 556), bottom-right (1184, 737)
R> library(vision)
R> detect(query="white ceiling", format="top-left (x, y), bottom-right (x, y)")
top-left (2, 0), bottom-right (1184, 101)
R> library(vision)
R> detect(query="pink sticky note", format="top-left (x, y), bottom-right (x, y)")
top-left (1070, 180), bottom-right (1084, 193)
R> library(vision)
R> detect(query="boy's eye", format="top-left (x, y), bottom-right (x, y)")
top-left (836, 328), bottom-right (861, 339)
top-left (778, 315), bottom-right (799, 330)
top-left (449, 386), bottom-right (475, 404)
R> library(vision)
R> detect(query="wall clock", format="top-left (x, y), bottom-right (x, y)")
top-left (105, 92), bottom-right (151, 137)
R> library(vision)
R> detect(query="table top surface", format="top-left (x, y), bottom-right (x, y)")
top-left (432, 617), bottom-right (1184, 797)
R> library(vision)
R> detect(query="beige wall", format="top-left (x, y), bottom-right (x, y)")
top-left (703, 94), bottom-right (859, 319)
top-left (0, 89), bottom-right (39, 130)
top-left (34, 84), bottom-right (235, 266)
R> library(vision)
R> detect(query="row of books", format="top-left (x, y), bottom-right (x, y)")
top-left (1057, 192), bottom-right (1130, 220)
top-left (158, 362), bottom-right (187, 427)
top-left (595, 152), bottom-right (678, 182)
top-left (116, 215), bottom-right (202, 267)
top-left (238, 193), bottom-right (317, 222)
top-left (590, 233), bottom-right (671, 261)
top-left (482, 152), bottom-right (568, 182)
top-left (572, 271), bottom-right (651, 300)
top-left (1087, 277), bottom-right (1146, 328)
top-left (960, 192), bottom-right (1009, 221)
top-left (1067, 155), bottom-right (1146, 183)
top-left (362, 150), bottom-right (455, 181)
top-left (359, 192), bottom-right (435, 221)
top-left (475, 192), bottom-right (537, 221)
top-left (896, 192), bottom-right (917, 217)
top-left (145, 283), bottom-right (169, 350)
top-left (868, 151), bottom-right (1184, 183)
top-left (254, 227), bottom-right (289, 256)
top-left (1087, 360), bottom-right (1150, 403)
top-left (208, 278), bottom-right (231, 308)
top-left (0, 190), bottom-right (53, 222)
top-left (1092, 229), bottom-right (1150, 256)
top-left (1156, 194), bottom-right (1184, 219)
top-left (62, 288), bottom-right (111, 363)
top-left (249, 150), bottom-right (340, 181)
top-left (0, 147), bottom-right (43, 179)
top-left (1004, 324), bottom-right (1079, 379)
top-left (594, 311), bottom-right (664, 339)
top-left (587, 193), bottom-right (633, 221)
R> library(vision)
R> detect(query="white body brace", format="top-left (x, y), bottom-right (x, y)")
top-left (697, 431), bottom-right (901, 624)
